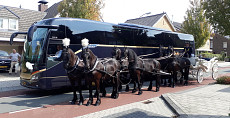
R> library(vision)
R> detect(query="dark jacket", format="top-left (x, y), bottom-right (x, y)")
top-left (183, 47), bottom-right (192, 58)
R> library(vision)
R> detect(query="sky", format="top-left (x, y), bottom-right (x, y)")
top-left (0, 0), bottom-right (191, 24)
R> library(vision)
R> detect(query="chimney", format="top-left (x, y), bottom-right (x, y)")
top-left (38, 0), bottom-right (48, 12)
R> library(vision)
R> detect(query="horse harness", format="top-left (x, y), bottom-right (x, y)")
top-left (67, 57), bottom-right (80, 74)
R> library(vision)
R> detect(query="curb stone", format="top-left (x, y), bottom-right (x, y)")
top-left (161, 94), bottom-right (188, 118)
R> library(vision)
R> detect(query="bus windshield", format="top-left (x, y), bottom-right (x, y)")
top-left (24, 28), bottom-right (48, 63)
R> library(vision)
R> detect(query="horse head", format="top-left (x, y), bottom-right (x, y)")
top-left (112, 48), bottom-right (121, 60)
top-left (61, 47), bottom-right (70, 69)
top-left (123, 47), bottom-right (129, 59)
top-left (81, 48), bottom-right (91, 71)
top-left (62, 47), bottom-right (78, 70)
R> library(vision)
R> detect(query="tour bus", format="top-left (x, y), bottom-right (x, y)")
top-left (10, 18), bottom-right (194, 90)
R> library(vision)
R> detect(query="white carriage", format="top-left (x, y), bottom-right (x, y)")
top-left (188, 56), bottom-right (219, 83)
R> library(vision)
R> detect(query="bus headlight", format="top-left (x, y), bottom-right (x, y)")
top-left (31, 74), bottom-right (39, 80)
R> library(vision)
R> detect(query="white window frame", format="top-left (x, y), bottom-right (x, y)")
top-left (223, 42), bottom-right (227, 48)
top-left (0, 18), bottom-right (3, 28)
top-left (210, 40), bottom-right (213, 49)
top-left (8, 19), bottom-right (18, 30)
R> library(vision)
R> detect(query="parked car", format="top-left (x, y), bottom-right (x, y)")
top-left (0, 50), bottom-right (11, 71)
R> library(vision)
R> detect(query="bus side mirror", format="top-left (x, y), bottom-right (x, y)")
top-left (10, 32), bottom-right (27, 45)
top-left (10, 33), bottom-right (17, 45)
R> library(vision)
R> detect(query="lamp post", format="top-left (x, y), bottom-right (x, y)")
top-left (139, 12), bottom-right (151, 18)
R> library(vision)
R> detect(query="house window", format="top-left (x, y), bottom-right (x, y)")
top-left (210, 41), bottom-right (213, 49)
top-left (9, 19), bottom-right (18, 30)
top-left (223, 42), bottom-right (227, 48)
top-left (0, 18), bottom-right (18, 31)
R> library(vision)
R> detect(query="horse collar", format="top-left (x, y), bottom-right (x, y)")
top-left (67, 58), bottom-right (80, 73)
top-left (89, 57), bottom-right (99, 72)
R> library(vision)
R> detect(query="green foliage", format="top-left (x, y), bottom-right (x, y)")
top-left (181, 0), bottom-right (211, 49)
top-left (200, 52), bottom-right (223, 60)
top-left (203, 0), bottom-right (230, 35)
top-left (58, 0), bottom-right (104, 21)
top-left (216, 76), bottom-right (230, 85)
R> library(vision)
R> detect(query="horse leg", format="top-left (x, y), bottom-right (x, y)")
top-left (180, 69), bottom-right (184, 85)
top-left (112, 72), bottom-right (120, 99)
top-left (148, 79), bottom-right (153, 91)
top-left (172, 71), bottom-right (177, 88)
top-left (100, 79), bottom-right (106, 97)
top-left (95, 78), bottom-right (101, 106)
top-left (125, 85), bottom-right (129, 92)
top-left (78, 79), bottom-right (84, 105)
top-left (132, 79), bottom-right (137, 93)
top-left (156, 74), bottom-right (160, 92)
top-left (137, 72), bottom-right (143, 95)
top-left (184, 67), bottom-right (189, 86)
top-left (86, 80), bottom-right (93, 106)
top-left (131, 71), bottom-right (137, 93)
top-left (125, 73), bottom-right (130, 92)
top-left (70, 79), bottom-right (78, 104)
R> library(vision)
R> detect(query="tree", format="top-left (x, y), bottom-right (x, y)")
top-left (181, 0), bottom-right (211, 49)
top-left (203, 0), bottom-right (230, 35)
top-left (58, 0), bottom-right (104, 21)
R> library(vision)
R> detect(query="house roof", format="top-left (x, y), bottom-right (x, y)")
top-left (0, 5), bottom-right (47, 38)
top-left (172, 22), bottom-right (182, 31)
top-left (125, 12), bottom-right (176, 31)
top-left (0, 6), bottom-right (20, 19)
top-left (43, 1), bottom-right (61, 19)
top-left (125, 13), bottom-right (165, 26)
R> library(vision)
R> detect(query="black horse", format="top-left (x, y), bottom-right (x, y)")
top-left (158, 46), bottom-right (190, 87)
top-left (61, 47), bottom-right (85, 105)
top-left (123, 48), bottom-right (144, 95)
top-left (141, 58), bottom-right (161, 92)
top-left (112, 48), bottom-right (161, 92)
top-left (81, 48), bottom-right (121, 106)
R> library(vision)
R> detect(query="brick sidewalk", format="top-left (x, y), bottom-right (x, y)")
top-left (76, 97), bottom-right (175, 118)
top-left (162, 84), bottom-right (230, 118)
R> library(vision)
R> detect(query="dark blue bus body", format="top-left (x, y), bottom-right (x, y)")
top-left (17, 18), bottom-right (194, 90)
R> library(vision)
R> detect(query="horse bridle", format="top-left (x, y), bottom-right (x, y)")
top-left (67, 57), bottom-right (80, 73)
top-left (82, 49), bottom-right (99, 73)
top-left (63, 49), bottom-right (80, 73)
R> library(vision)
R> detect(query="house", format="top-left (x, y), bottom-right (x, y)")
top-left (125, 12), bottom-right (176, 32)
top-left (212, 34), bottom-right (230, 56)
top-left (0, 4), bottom-right (46, 54)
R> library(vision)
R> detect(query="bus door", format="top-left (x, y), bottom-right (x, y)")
top-left (45, 37), bottom-right (68, 88)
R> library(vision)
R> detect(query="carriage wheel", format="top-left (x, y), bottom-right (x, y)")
top-left (197, 69), bottom-right (204, 83)
top-left (212, 63), bottom-right (218, 80)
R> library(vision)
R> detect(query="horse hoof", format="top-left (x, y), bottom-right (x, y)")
top-left (78, 102), bottom-right (83, 106)
top-left (111, 93), bottom-right (114, 98)
top-left (184, 81), bottom-right (188, 86)
top-left (132, 89), bottom-right (137, 93)
top-left (86, 101), bottom-right (92, 106)
top-left (95, 101), bottom-right (101, 106)
top-left (113, 93), bottom-right (119, 99)
top-left (156, 88), bottom-right (159, 92)
top-left (69, 100), bottom-right (76, 105)
top-left (147, 87), bottom-right (152, 91)
top-left (138, 91), bottom-right (142, 95)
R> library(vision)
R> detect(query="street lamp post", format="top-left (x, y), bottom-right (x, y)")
top-left (139, 12), bottom-right (151, 18)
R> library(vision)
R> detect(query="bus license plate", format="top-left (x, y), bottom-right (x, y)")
top-left (0, 66), bottom-right (7, 68)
